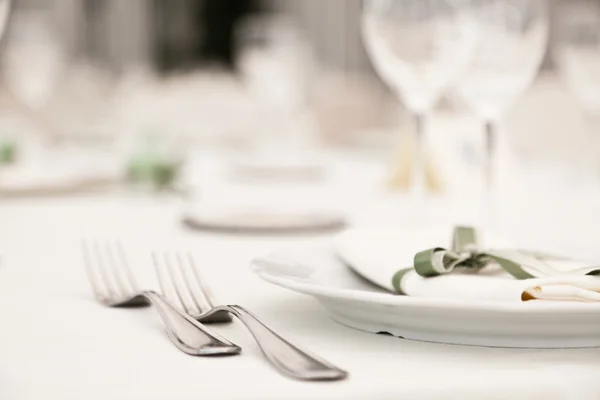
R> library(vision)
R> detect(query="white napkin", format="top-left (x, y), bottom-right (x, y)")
top-left (334, 228), bottom-right (600, 302)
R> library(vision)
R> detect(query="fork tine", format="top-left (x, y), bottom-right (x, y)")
top-left (152, 252), bottom-right (169, 297)
top-left (163, 252), bottom-right (196, 315)
top-left (104, 240), bottom-right (133, 297)
top-left (186, 253), bottom-right (218, 308)
top-left (115, 240), bottom-right (140, 293)
top-left (90, 238), bottom-right (120, 299)
top-left (153, 252), bottom-right (190, 314)
top-left (81, 239), bottom-right (105, 301)
top-left (176, 252), bottom-right (205, 314)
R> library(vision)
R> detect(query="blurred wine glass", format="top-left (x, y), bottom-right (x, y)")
top-left (554, 0), bottom-right (600, 175)
top-left (0, 0), bottom-right (10, 39)
top-left (0, 5), bottom-right (67, 146)
top-left (235, 14), bottom-right (315, 153)
top-left (3, 8), bottom-right (63, 111)
top-left (361, 0), bottom-right (476, 200)
top-left (453, 0), bottom-right (548, 202)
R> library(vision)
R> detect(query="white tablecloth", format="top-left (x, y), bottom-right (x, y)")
top-left (1, 193), bottom-right (600, 400)
top-left (2, 146), bottom-right (600, 400)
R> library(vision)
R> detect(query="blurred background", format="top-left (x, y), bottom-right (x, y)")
top-left (0, 0), bottom-right (597, 221)
top-left (0, 0), bottom-right (399, 149)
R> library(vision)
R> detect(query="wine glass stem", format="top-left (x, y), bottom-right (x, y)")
top-left (412, 113), bottom-right (427, 200)
top-left (484, 120), bottom-right (496, 225)
top-left (485, 120), bottom-right (496, 194)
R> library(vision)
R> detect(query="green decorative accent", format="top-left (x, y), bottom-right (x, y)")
top-left (481, 250), bottom-right (535, 280)
top-left (126, 148), bottom-right (180, 189)
top-left (392, 225), bottom-right (600, 294)
top-left (0, 140), bottom-right (17, 164)
top-left (452, 226), bottom-right (478, 252)
top-left (414, 248), bottom-right (451, 277)
top-left (391, 268), bottom-right (413, 294)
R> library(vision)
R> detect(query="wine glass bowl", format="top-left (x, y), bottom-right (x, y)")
top-left (555, 1), bottom-right (600, 115)
top-left (235, 14), bottom-right (316, 154)
top-left (236, 15), bottom-right (312, 119)
top-left (362, 0), bottom-right (475, 113)
top-left (554, 0), bottom-right (600, 177)
top-left (454, 0), bottom-right (549, 122)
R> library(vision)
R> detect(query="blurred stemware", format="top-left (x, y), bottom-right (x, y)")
top-left (361, 0), bottom-right (476, 202)
top-left (0, 0), bottom-right (10, 40)
top-left (235, 14), bottom-right (316, 154)
top-left (0, 5), bottom-right (67, 145)
top-left (453, 0), bottom-right (549, 213)
top-left (2, 10), bottom-right (62, 112)
top-left (554, 0), bottom-right (600, 177)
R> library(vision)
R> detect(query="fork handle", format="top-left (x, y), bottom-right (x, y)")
top-left (143, 291), bottom-right (241, 356)
top-left (219, 305), bottom-right (348, 381)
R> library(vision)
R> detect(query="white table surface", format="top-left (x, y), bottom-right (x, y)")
top-left (2, 151), bottom-right (600, 400)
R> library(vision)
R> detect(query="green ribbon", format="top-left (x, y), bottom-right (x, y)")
top-left (392, 226), bottom-right (600, 294)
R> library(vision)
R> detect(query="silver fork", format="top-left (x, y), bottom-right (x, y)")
top-left (152, 251), bottom-right (348, 381)
top-left (82, 239), bottom-right (241, 356)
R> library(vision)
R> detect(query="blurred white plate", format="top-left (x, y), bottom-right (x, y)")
top-left (183, 205), bottom-right (345, 234)
top-left (228, 158), bottom-right (324, 183)
top-left (252, 244), bottom-right (600, 348)
top-left (0, 162), bottom-right (119, 198)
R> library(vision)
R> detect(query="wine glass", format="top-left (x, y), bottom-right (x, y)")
top-left (0, 0), bottom-right (10, 38)
top-left (554, 0), bottom-right (600, 177)
top-left (1, 4), bottom-right (66, 145)
top-left (235, 14), bottom-right (315, 152)
top-left (453, 0), bottom-right (549, 205)
top-left (361, 0), bottom-right (476, 200)
top-left (0, 0), bottom-right (16, 159)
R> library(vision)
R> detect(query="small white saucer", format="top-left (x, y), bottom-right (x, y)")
top-left (182, 205), bottom-right (346, 234)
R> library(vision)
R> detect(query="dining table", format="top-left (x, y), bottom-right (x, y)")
top-left (2, 129), bottom-right (600, 400)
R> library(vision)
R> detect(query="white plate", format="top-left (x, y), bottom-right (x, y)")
top-left (0, 158), bottom-right (120, 198)
top-left (182, 206), bottom-right (346, 234)
top-left (252, 246), bottom-right (600, 348)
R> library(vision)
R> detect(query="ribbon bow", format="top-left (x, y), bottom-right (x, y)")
top-left (392, 226), bottom-right (600, 294)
